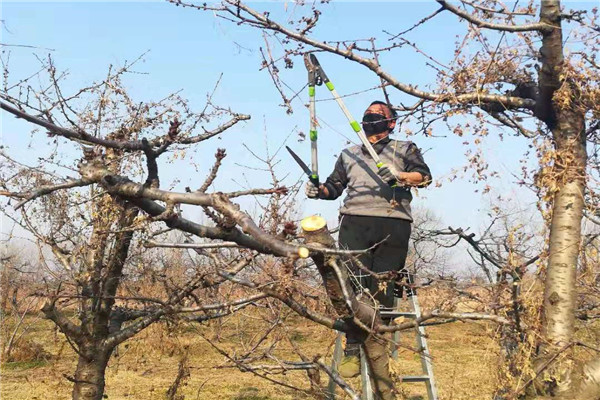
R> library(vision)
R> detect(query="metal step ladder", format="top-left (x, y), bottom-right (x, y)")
top-left (327, 275), bottom-right (439, 400)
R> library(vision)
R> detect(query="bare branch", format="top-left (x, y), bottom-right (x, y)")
top-left (145, 240), bottom-right (241, 249)
top-left (178, 293), bottom-right (268, 313)
top-left (385, 6), bottom-right (445, 40)
top-left (0, 178), bottom-right (92, 210)
top-left (314, 359), bottom-right (361, 400)
top-left (198, 148), bottom-right (226, 192)
top-left (460, 0), bottom-right (536, 16)
top-left (377, 310), bottom-right (514, 333)
top-left (0, 99), bottom-right (249, 152)
top-left (224, 186), bottom-right (289, 199)
top-left (0, 100), bottom-right (146, 151)
top-left (176, 113), bottom-right (250, 144)
top-left (488, 111), bottom-right (537, 138)
top-left (40, 302), bottom-right (83, 343)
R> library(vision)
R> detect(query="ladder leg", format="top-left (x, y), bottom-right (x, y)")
top-left (359, 345), bottom-right (374, 400)
top-left (391, 297), bottom-right (400, 360)
top-left (327, 332), bottom-right (344, 400)
top-left (328, 334), bottom-right (376, 400)
top-left (408, 274), bottom-right (439, 400)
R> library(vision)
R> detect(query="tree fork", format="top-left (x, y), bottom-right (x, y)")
top-left (301, 215), bottom-right (395, 400)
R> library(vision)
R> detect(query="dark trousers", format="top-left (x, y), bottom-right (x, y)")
top-left (339, 214), bottom-right (411, 309)
top-left (339, 215), bottom-right (411, 348)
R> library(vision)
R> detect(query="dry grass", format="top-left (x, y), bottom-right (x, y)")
top-left (0, 308), bottom-right (506, 400)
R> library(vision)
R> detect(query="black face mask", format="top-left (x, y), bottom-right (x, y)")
top-left (362, 113), bottom-right (389, 135)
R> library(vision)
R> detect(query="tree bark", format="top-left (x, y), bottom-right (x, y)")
top-left (72, 346), bottom-right (110, 400)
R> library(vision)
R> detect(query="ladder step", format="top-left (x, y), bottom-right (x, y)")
top-left (401, 375), bottom-right (431, 383)
top-left (379, 311), bottom-right (417, 318)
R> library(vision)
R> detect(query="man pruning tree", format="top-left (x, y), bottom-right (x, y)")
top-left (305, 100), bottom-right (432, 377)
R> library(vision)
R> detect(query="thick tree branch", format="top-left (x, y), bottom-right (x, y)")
top-left (437, 0), bottom-right (547, 32)
top-left (130, 197), bottom-right (272, 254)
top-left (536, 1), bottom-right (563, 126)
top-left (41, 302), bottom-right (83, 343)
top-left (78, 161), bottom-right (307, 258)
top-left (103, 310), bottom-right (164, 349)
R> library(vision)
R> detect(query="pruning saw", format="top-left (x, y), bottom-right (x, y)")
top-left (286, 146), bottom-right (319, 187)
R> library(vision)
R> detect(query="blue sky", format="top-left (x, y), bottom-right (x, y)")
top-left (2, 1), bottom-right (572, 262)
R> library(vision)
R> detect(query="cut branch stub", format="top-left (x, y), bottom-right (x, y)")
top-left (301, 215), bottom-right (335, 248)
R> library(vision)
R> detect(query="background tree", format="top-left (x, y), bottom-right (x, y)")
top-left (0, 57), bottom-right (273, 400)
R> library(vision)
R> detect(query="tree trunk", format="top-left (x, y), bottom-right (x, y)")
top-left (527, 1), bottom-right (588, 396)
top-left (534, 116), bottom-right (587, 397)
top-left (301, 216), bottom-right (395, 400)
top-left (72, 346), bottom-right (110, 400)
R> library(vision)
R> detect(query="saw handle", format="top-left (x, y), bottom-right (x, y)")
top-left (309, 174), bottom-right (320, 188)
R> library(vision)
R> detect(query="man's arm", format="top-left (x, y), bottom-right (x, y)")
top-left (397, 171), bottom-right (426, 186)
top-left (401, 143), bottom-right (432, 187)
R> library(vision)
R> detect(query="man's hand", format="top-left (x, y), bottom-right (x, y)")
top-left (305, 181), bottom-right (320, 198)
top-left (378, 165), bottom-right (425, 186)
top-left (377, 164), bottom-right (401, 185)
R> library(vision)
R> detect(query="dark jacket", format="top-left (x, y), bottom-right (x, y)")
top-left (321, 137), bottom-right (431, 221)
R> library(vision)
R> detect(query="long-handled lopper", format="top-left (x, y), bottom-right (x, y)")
top-left (304, 53), bottom-right (397, 187)
top-left (304, 53), bottom-right (320, 187)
